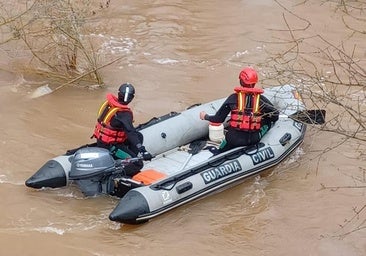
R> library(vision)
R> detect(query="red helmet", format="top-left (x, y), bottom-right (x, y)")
top-left (239, 67), bottom-right (258, 87)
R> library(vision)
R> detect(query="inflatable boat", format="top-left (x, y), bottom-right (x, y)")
top-left (25, 85), bottom-right (325, 224)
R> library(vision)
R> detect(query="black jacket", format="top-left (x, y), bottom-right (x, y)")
top-left (97, 110), bottom-right (143, 156)
top-left (205, 93), bottom-right (279, 151)
top-left (205, 93), bottom-right (279, 125)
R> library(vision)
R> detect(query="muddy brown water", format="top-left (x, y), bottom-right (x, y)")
top-left (1, 1), bottom-right (365, 256)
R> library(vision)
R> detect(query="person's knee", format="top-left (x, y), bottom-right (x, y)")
top-left (124, 161), bottom-right (143, 176)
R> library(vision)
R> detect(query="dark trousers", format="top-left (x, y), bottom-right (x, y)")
top-left (96, 140), bottom-right (143, 176)
top-left (220, 127), bottom-right (261, 152)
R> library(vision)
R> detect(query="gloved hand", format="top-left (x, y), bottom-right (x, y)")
top-left (138, 146), bottom-right (153, 161)
top-left (141, 151), bottom-right (153, 161)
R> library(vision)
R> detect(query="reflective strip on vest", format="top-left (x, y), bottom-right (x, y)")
top-left (93, 97), bottom-right (131, 144)
top-left (230, 87), bottom-right (263, 131)
top-left (103, 107), bottom-right (119, 123)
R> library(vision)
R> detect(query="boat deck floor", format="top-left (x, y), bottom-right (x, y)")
top-left (141, 141), bottom-right (218, 176)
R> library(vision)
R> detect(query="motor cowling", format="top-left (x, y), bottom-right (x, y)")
top-left (69, 147), bottom-right (116, 196)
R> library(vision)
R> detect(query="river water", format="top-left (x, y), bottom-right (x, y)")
top-left (0, 1), bottom-right (365, 255)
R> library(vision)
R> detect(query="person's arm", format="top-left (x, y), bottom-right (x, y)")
top-left (113, 111), bottom-right (153, 160)
top-left (260, 95), bottom-right (279, 125)
top-left (113, 112), bottom-right (142, 146)
top-left (200, 94), bottom-right (236, 123)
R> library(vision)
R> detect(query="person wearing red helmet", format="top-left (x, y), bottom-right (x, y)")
top-left (239, 67), bottom-right (258, 87)
top-left (92, 83), bottom-right (153, 176)
top-left (200, 67), bottom-right (279, 153)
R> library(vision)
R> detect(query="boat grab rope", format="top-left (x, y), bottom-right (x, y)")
top-left (135, 111), bottom-right (180, 131)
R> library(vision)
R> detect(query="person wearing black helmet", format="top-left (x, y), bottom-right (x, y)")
top-left (92, 83), bottom-right (153, 176)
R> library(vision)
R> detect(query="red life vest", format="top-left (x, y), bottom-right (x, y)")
top-left (229, 86), bottom-right (264, 131)
top-left (92, 93), bottom-right (132, 144)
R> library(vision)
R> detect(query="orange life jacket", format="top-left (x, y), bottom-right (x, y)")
top-left (229, 86), bottom-right (264, 131)
top-left (92, 93), bottom-right (132, 144)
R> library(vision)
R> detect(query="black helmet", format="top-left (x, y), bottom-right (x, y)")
top-left (118, 83), bottom-right (135, 105)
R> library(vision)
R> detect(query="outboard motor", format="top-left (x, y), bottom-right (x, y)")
top-left (69, 147), bottom-right (117, 196)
